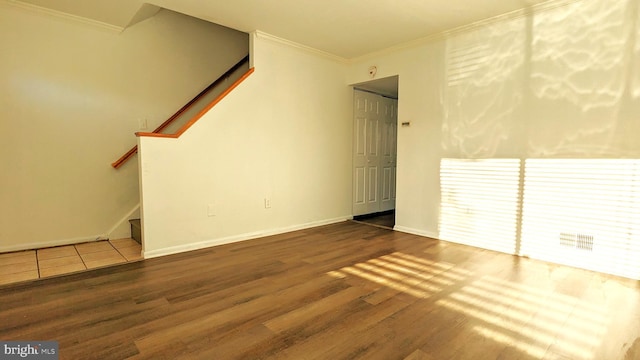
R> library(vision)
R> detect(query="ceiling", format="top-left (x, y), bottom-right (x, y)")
top-left (16, 0), bottom-right (553, 59)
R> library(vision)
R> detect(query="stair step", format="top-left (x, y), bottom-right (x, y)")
top-left (129, 219), bottom-right (141, 244)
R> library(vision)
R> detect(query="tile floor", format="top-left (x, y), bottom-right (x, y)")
top-left (0, 239), bottom-right (142, 286)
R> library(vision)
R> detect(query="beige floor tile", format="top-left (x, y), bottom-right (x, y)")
top-left (0, 250), bottom-right (36, 260)
top-left (80, 249), bottom-right (125, 263)
top-left (0, 270), bottom-right (39, 285)
top-left (75, 241), bottom-right (115, 255)
top-left (0, 260), bottom-right (38, 275)
top-left (122, 253), bottom-right (144, 261)
top-left (37, 245), bottom-right (78, 260)
top-left (84, 257), bottom-right (126, 269)
top-left (38, 255), bottom-right (83, 269)
top-left (116, 246), bottom-right (142, 257)
top-left (0, 239), bottom-right (143, 285)
top-left (39, 263), bottom-right (86, 278)
top-left (0, 251), bottom-right (37, 265)
top-left (109, 238), bottom-right (139, 249)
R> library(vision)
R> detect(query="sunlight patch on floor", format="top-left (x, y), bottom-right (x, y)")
top-left (328, 250), bottom-right (610, 359)
top-left (436, 275), bottom-right (610, 359)
top-left (327, 252), bottom-right (468, 299)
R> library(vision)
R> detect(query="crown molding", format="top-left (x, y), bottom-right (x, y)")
top-left (2, 0), bottom-right (124, 33)
top-left (253, 30), bottom-right (349, 64)
top-left (349, 0), bottom-right (583, 63)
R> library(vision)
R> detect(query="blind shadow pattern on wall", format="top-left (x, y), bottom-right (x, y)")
top-left (438, 0), bottom-right (640, 279)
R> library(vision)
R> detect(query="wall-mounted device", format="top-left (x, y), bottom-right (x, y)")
top-left (368, 66), bottom-right (377, 78)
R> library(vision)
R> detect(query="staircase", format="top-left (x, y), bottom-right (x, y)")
top-left (115, 55), bottom-right (255, 247)
top-left (129, 219), bottom-right (142, 244)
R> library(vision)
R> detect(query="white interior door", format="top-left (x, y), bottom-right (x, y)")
top-left (353, 90), bottom-right (380, 215)
top-left (353, 90), bottom-right (397, 216)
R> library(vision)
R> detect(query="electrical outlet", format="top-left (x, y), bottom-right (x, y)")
top-left (264, 198), bottom-right (271, 209)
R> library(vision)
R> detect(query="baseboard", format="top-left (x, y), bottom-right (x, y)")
top-left (0, 234), bottom-right (107, 253)
top-left (393, 225), bottom-right (439, 240)
top-left (143, 216), bottom-right (351, 259)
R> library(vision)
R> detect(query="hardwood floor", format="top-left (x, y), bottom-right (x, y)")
top-left (1, 221), bottom-right (639, 359)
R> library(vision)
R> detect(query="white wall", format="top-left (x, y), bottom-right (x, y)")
top-left (347, 0), bottom-right (640, 278)
top-left (0, 1), bottom-right (248, 252)
top-left (348, 43), bottom-right (446, 238)
top-left (138, 32), bottom-right (352, 257)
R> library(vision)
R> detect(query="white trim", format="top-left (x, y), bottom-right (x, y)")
top-left (253, 30), bottom-right (348, 64)
top-left (0, 235), bottom-right (107, 253)
top-left (143, 216), bottom-right (351, 259)
top-left (106, 203), bottom-right (140, 240)
top-left (393, 225), bottom-right (439, 240)
top-left (3, 0), bottom-right (124, 33)
top-left (350, 0), bottom-right (583, 63)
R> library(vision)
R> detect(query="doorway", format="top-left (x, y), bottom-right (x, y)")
top-left (351, 76), bottom-right (399, 229)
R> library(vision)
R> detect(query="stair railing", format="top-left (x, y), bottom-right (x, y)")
top-left (112, 55), bottom-right (253, 169)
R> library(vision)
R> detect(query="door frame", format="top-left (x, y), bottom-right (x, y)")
top-left (350, 77), bottom-right (399, 219)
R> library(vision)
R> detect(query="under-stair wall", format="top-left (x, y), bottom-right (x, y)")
top-left (0, 2), bottom-right (248, 252)
top-left (138, 32), bottom-right (353, 257)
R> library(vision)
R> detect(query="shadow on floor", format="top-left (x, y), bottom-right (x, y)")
top-left (352, 210), bottom-right (395, 230)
